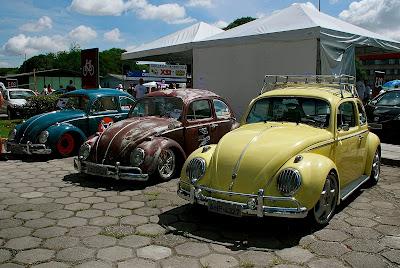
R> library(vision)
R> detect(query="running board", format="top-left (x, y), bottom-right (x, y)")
top-left (340, 175), bottom-right (370, 200)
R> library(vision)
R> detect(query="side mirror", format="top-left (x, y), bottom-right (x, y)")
top-left (339, 123), bottom-right (350, 131)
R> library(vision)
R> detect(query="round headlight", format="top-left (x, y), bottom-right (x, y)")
top-left (38, 131), bottom-right (49, 144)
top-left (79, 143), bottom-right (91, 160)
top-left (8, 128), bottom-right (17, 141)
top-left (277, 168), bottom-right (302, 196)
top-left (130, 148), bottom-right (145, 166)
top-left (186, 157), bottom-right (206, 184)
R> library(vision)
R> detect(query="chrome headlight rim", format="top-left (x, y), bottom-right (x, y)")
top-left (277, 168), bottom-right (302, 196)
top-left (130, 147), bottom-right (145, 167)
top-left (8, 128), bottom-right (17, 141)
top-left (38, 130), bottom-right (49, 144)
top-left (79, 143), bottom-right (91, 160)
top-left (186, 157), bottom-right (206, 184)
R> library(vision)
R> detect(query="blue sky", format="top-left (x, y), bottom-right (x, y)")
top-left (0, 0), bottom-right (399, 67)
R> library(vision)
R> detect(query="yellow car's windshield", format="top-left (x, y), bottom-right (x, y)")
top-left (246, 97), bottom-right (331, 128)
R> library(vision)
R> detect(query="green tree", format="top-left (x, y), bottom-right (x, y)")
top-left (224, 17), bottom-right (256, 30)
top-left (356, 59), bottom-right (367, 81)
top-left (99, 48), bottom-right (126, 76)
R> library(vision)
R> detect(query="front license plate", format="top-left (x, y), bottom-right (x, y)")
top-left (208, 200), bottom-right (242, 217)
top-left (87, 164), bottom-right (107, 176)
top-left (369, 123), bottom-right (382, 130)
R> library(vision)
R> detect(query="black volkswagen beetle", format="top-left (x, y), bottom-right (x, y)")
top-left (366, 90), bottom-right (400, 138)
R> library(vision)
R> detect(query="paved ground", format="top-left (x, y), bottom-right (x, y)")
top-left (0, 157), bottom-right (399, 268)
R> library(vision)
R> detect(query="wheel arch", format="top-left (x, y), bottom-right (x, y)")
top-left (364, 132), bottom-right (381, 176)
top-left (46, 123), bottom-right (87, 150)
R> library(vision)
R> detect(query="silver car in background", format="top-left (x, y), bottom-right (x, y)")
top-left (0, 88), bottom-right (36, 119)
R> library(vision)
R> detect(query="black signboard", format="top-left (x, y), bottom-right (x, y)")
top-left (81, 48), bottom-right (99, 89)
top-left (0, 78), bottom-right (18, 89)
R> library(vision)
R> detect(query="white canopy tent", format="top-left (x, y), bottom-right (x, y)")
top-left (123, 3), bottom-right (400, 115)
top-left (121, 22), bottom-right (223, 63)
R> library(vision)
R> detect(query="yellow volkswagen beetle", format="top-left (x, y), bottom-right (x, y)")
top-left (177, 75), bottom-right (381, 225)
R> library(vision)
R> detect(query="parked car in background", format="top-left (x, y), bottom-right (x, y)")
top-left (7, 89), bottom-right (135, 157)
top-left (366, 89), bottom-right (400, 138)
top-left (75, 89), bottom-right (238, 182)
top-left (178, 75), bottom-right (381, 225)
top-left (0, 88), bottom-right (37, 119)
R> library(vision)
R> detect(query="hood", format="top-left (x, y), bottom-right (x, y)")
top-left (16, 109), bottom-right (86, 143)
top-left (366, 104), bottom-right (400, 122)
top-left (9, 99), bottom-right (27, 106)
top-left (92, 116), bottom-right (181, 164)
top-left (209, 122), bottom-right (332, 194)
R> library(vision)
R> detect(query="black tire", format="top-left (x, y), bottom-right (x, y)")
top-left (156, 148), bottom-right (177, 181)
top-left (367, 149), bottom-right (381, 186)
top-left (307, 172), bottom-right (339, 226)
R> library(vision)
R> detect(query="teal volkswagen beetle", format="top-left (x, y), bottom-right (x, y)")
top-left (6, 89), bottom-right (135, 157)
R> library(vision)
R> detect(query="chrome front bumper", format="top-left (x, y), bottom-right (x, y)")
top-left (6, 141), bottom-right (52, 155)
top-left (177, 181), bottom-right (308, 218)
top-left (74, 157), bottom-right (149, 181)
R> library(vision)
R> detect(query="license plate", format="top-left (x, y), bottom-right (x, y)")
top-left (369, 123), bottom-right (382, 130)
top-left (87, 163), bottom-right (108, 176)
top-left (208, 200), bottom-right (242, 217)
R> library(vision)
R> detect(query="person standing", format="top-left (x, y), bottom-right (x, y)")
top-left (356, 80), bottom-right (366, 103)
top-left (66, 80), bottom-right (76, 92)
top-left (134, 78), bottom-right (147, 99)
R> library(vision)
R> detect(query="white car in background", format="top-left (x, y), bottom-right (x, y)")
top-left (0, 88), bottom-right (36, 119)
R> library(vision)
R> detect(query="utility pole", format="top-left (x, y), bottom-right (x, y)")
top-left (318, 0), bottom-right (321, 11)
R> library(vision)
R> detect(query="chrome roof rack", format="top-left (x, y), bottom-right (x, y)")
top-left (260, 75), bottom-right (358, 98)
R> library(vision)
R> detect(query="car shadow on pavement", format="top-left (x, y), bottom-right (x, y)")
top-left (62, 173), bottom-right (160, 192)
top-left (0, 153), bottom-right (56, 162)
top-left (157, 188), bottom-right (364, 252)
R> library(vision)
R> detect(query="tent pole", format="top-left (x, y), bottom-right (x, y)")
top-left (318, 0), bottom-right (320, 11)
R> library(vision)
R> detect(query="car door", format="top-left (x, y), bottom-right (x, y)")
top-left (335, 100), bottom-right (365, 187)
top-left (184, 99), bottom-right (214, 154)
top-left (88, 96), bottom-right (121, 134)
top-left (210, 98), bottom-right (236, 143)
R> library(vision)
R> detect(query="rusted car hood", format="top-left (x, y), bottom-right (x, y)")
top-left (209, 122), bottom-right (332, 193)
top-left (92, 116), bottom-right (181, 164)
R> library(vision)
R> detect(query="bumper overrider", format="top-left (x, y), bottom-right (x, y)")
top-left (6, 141), bottom-right (52, 155)
top-left (74, 157), bottom-right (149, 181)
top-left (178, 180), bottom-right (308, 218)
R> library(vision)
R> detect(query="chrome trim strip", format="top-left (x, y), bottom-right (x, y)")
top-left (306, 139), bottom-right (335, 151)
top-left (185, 119), bottom-right (232, 130)
top-left (337, 129), bottom-right (368, 141)
top-left (231, 126), bottom-right (277, 180)
top-left (101, 121), bottom-right (138, 164)
top-left (340, 175), bottom-right (370, 200)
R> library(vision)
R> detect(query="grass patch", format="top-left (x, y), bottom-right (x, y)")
top-left (99, 230), bottom-right (128, 239)
top-left (0, 119), bottom-right (22, 138)
top-left (239, 261), bottom-right (255, 268)
top-left (134, 231), bottom-right (161, 238)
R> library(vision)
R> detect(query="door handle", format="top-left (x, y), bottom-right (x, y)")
top-left (358, 135), bottom-right (364, 141)
top-left (210, 123), bottom-right (218, 129)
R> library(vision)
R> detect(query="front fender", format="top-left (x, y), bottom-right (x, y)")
top-left (180, 145), bottom-right (217, 190)
top-left (269, 153), bottom-right (339, 210)
top-left (138, 137), bottom-right (186, 174)
top-left (364, 132), bottom-right (380, 176)
top-left (46, 123), bottom-right (87, 148)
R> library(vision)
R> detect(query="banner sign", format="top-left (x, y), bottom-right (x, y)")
top-left (374, 71), bottom-right (385, 88)
top-left (81, 48), bottom-right (99, 89)
top-left (127, 64), bottom-right (187, 80)
top-left (148, 64), bottom-right (187, 78)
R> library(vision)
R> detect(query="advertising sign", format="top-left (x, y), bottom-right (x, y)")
top-left (0, 78), bottom-right (18, 89)
top-left (81, 48), bottom-right (99, 89)
top-left (373, 71), bottom-right (385, 98)
top-left (148, 64), bottom-right (187, 78)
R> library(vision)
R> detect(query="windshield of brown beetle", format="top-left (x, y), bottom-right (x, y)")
top-left (246, 97), bottom-right (331, 128)
top-left (129, 96), bottom-right (183, 120)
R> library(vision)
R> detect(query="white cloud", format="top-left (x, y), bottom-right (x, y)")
top-left (212, 20), bottom-right (228, 29)
top-left (70, 0), bottom-right (126, 16)
top-left (0, 61), bottom-right (11, 68)
top-left (70, 0), bottom-right (194, 24)
top-left (69, 25), bottom-right (97, 43)
top-left (2, 34), bottom-right (68, 56)
top-left (186, 0), bottom-right (212, 8)
top-left (104, 28), bottom-right (123, 42)
top-left (19, 16), bottom-right (53, 32)
top-left (339, 0), bottom-right (400, 40)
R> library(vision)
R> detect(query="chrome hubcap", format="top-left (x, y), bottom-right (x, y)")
top-left (372, 151), bottom-right (380, 181)
top-left (314, 174), bottom-right (337, 224)
top-left (158, 149), bottom-right (175, 180)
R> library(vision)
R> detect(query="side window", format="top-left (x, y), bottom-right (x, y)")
top-left (91, 96), bottom-right (118, 113)
top-left (357, 102), bottom-right (367, 125)
top-left (213, 99), bottom-right (232, 119)
top-left (337, 102), bottom-right (356, 129)
top-left (187, 100), bottom-right (212, 120)
top-left (120, 97), bottom-right (135, 111)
